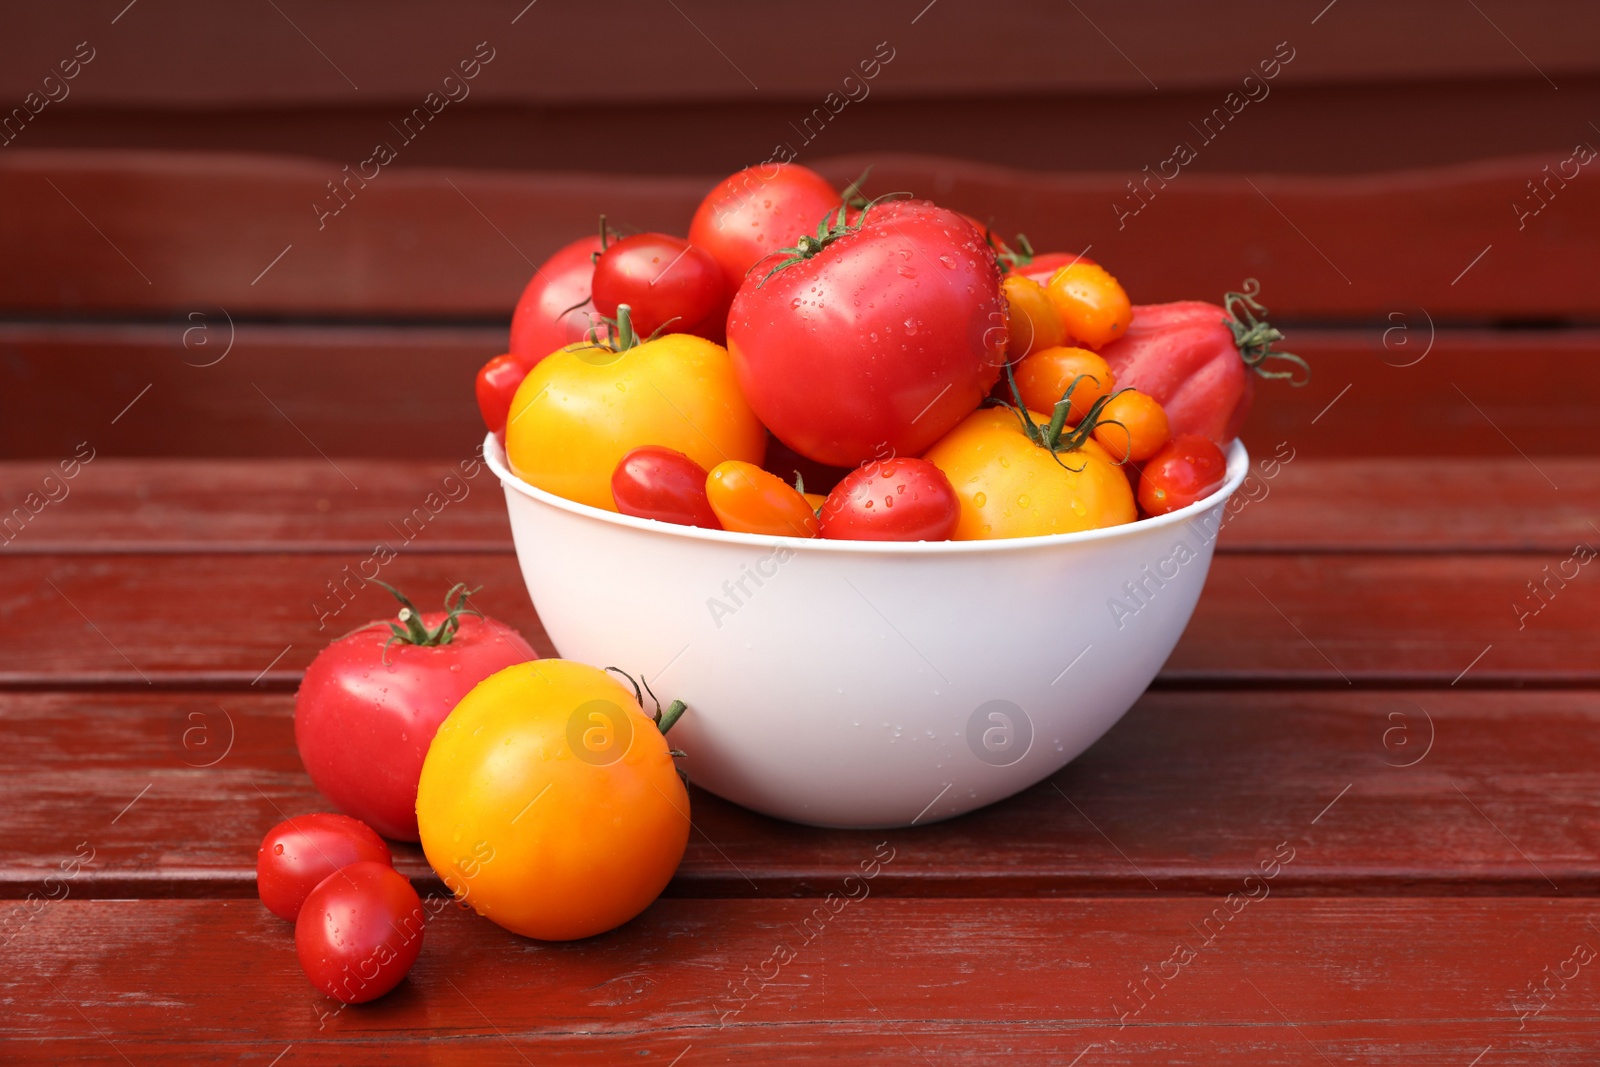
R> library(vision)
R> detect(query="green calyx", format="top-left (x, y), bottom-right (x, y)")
top-left (989, 363), bottom-right (1130, 472)
top-left (755, 191), bottom-right (908, 288)
top-left (572, 303), bottom-right (683, 356)
top-left (1223, 279), bottom-right (1311, 385)
top-left (373, 581), bottom-right (483, 656)
top-left (604, 666), bottom-right (688, 739)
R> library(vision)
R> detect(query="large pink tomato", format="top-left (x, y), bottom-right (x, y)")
top-left (726, 200), bottom-right (1006, 467)
top-left (508, 235), bottom-right (604, 367)
top-left (294, 584), bottom-right (537, 841)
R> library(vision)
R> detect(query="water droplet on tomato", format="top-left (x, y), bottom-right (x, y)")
top-left (904, 318), bottom-right (918, 335)
top-left (273, 843), bottom-right (284, 855)
top-left (1018, 495), bottom-right (1030, 508)
top-left (972, 492), bottom-right (987, 508)
top-left (897, 266), bottom-right (916, 279)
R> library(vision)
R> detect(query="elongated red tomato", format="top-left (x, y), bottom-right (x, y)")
top-left (1138, 435), bottom-right (1228, 516)
top-left (508, 235), bottom-right (603, 367)
top-left (611, 446), bottom-right (721, 529)
top-left (727, 200), bottom-right (1006, 467)
top-left (475, 353), bottom-right (528, 433)
top-left (257, 813), bottom-right (392, 922)
top-left (819, 458), bottom-right (959, 541)
top-left (689, 163), bottom-right (841, 295)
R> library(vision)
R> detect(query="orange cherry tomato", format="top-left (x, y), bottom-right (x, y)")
top-left (1046, 262), bottom-right (1132, 349)
top-left (1092, 389), bottom-right (1171, 463)
top-left (705, 461), bottom-right (821, 537)
top-left (1014, 346), bottom-right (1115, 425)
top-left (1001, 274), bottom-right (1065, 360)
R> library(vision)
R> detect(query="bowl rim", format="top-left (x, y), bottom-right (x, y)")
top-left (484, 432), bottom-right (1250, 556)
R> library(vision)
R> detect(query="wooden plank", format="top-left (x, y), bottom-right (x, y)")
top-left (4, 898), bottom-right (1599, 1064)
top-left (5, 456), bottom-right (1597, 555)
top-left (6, 1), bottom-right (1596, 106)
top-left (0, 551), bottom-right (1587, 687)
top-left (3, 689), bottom-right (1597, 898)
top-left (5, 323), bottom-right (1600, 459)
top-left (3, 150), bottom-right (1598, 320)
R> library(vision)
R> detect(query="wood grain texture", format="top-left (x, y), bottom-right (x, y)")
top-left (0, 551), bottom-right (1587, 687)
top-left (4, 898), bottom-right (1599, 1065)
top-left (3, 150), bottom-right (1596, 320)
top-left (6, 323), bottom-right (1599, 459)
top-left (3, 689), bottom-right (1596, 899)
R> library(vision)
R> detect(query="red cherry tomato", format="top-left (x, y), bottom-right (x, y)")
top-left (508, 235), bottom-right (604, 367)
top-left (688, 163), bottom-right (842, 295)
top-left (591, 233), bottom-right (728, 342)
top-left (257, 813), bottom-right (392, 922)
top-left (295, 861), bottom-right (424, 1004)
top-left (727, 200), bottom-right (1006, 467)
top-left (611, 446), bottom-right (721, 529)
top-left (475, 353), bottom-right (528, 434)
top-left (295, 584), bottom-right (537, 841)
top-left (819, 458), bottom-right (959, 542)
top-left (1138, 435), bottom-right (1228, 516)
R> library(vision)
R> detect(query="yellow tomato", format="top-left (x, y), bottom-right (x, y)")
top-left (1092, 389), bottom-right (1171, 463)
top-left (923, 407), bottom-right (1136, 539)
top-left (1001, 274), bottom-right (1065, 360)
top-left (415, 659), bottom-right (690, 941)
top-left (1045, 262), bottom-right (1132, 350)
top-left (705, 460), bottom-right (820, 537)
top-left (1014, 346), bottom-right (1115, 425)
top-left (506, 333), bottom-right (766, 511)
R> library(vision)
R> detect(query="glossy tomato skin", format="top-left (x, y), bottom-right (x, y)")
top-left (416, 660), bottom-right (690, 941)
top-left (1138, 434), bottom-right (1228, 516)
top-left (689, 163), bottom-right (841, 295)
top-left (506, 333), bottom-right (766, 512)
top-left (295, 613), bottom-right (537, 842)
top-left (1012, 251), bottom-right (1098, 286)
top-left (475, 353), bottom-right (528, 434)
top-left (257, 813), bottom-right (392, 922)
top-left (727, 201), bottom-right (1006, 467)
top-left (611, 446), bottom-right (721, 529)
top-left (591, 234), bottom-right (729, 342)
top-left (706, 461), bottom-right (820, 537)
top-left (295, 861), bottom-right (424, 1004)
top-left (819, 458), bottom-right (959, 541)
top-left (508, 235), bottom-right (604, 367)
top-left (1100, 302), bottom-right (1252, 443)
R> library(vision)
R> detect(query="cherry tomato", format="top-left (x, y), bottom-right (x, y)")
top-left (706, 460), bottom-right (820, 537)
top-left (924, 407), bottom-right (1135, 539)
top-left (591, 233), bottom-right (729, 342)
top-left (1138, 435), bottom-right (1229, 516)
top-left (475, 353), bottom-right (528, 434)
top-left (1015, 346), bottom-right (1115, 425)
top-left (1011, 250), bottom-right (1098, 286)
top-left (295, 584), bottom-right (537, 841)
top-left (508, 235), bottom-right (605, 368)
top-left (611, 446), bottom-right (720, 529)
top-left (295, 861), bottom-right (424, 1004)
top-left (1092, 389), bottom-right (1171, 463)
top-left (1002, 274), bottom-right (1065, 361)
top-left (417, 660), bottom-right (690, 941)
top-left (727, 200), bottom-right (1005, 467)
top-left (689, 163), bottom-right (841, 295)
top-left (1046, 261), bottom-right (1132, 350)
top-left (819, 458), bottom-right (959, 541)
top-left (508, 314), bottom-right (765, 512)
top-left (257, 813), bottom-right (392, 922)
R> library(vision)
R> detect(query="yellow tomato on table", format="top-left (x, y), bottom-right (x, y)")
top-left (923, 407), bottom-right (1136, 539)
top-left (415, 659), bottom-right (690, 941)
top-left (506, 327), bottom-right (766, 511)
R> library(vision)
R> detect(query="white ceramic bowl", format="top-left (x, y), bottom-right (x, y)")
top-left (487, 435), bottom-right (1248, 829)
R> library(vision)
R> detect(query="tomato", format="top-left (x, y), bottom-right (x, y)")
top-left (475, 353), bottom-right (528, 434)
top-left (924, 407), bottom-right (1135, 539)
top-left (689, 163), bottom-right (841, 295)
top-left (295, 861), bottom-right (424, 1004)
top-left (1100, 283), bottom-right (1308, 443)
top-left (416, 660), bottom-right (690, 941)
top-left (1015, 346), bottom-right (1115, 425)
top-left (1011, 250), bottom-right (1098, 286)
top-left (727, 200), bottom-right (1006, 467)
top-left (819, 457), bottom-right (959, 541)
top-left (706, 460), bottom-right (820, 537)
top-left (612, 446), bottom-right (720, 529)
top-left (508, 234), bottom-right (605, 368)
top-left (1092, 389), bottom-right (1170, 463)
top-left (1138, 435), bottom-right (1229, 516)
top-left (257, 813), bottom-right (392, 922)
top-left (506, 309), bottom-right (766, 511)
top-left (1046, 261), bottom-right (1132, 350)
top-left (295, 583), bottom-right (537, 841)
top-left (1002, 274), bottom-right (1065, 360)
top-left (591, 233), bottom-right (729, 342)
